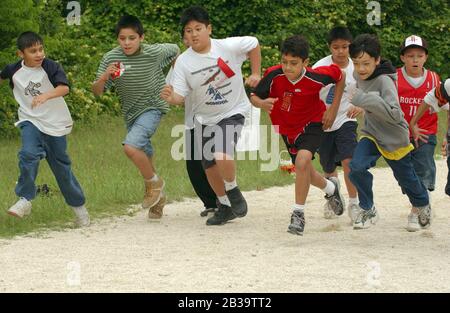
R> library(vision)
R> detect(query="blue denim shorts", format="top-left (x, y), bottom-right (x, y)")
top-left (122, 109), bottom-right (162, 156)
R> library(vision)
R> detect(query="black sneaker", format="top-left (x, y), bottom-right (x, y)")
top-left (200, 207), bottom-right (217, 217)
top-left (287, 210), bottom-right (305, 236)
top-left (206, 202), bottom-right (235, 226)
top-left (324, 177), bottom-right (345, 216)
top-left (226, 186), bottom-right (248, 217)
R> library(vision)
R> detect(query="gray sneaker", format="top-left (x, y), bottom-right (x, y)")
top-left (353, 206), bottom-right (379, 229)
top-left (324, 177), bottom-right (345, 216)
top-left (417, 204), bottom-right (431, 229)
top-left (72, 205), bottom-right (90, 227)
top-left (287, 210), bottom-right (305, 236)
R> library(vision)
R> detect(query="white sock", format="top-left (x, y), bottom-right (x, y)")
top-left (292, 203), bottom-right (305, 212)
top-left (218, 195), bottom-right (231, 206)
top-left (349, 197), bottom-right (358, 205)
top-left (224, 179), bottom-right (237, 191)
top-left (145, 174), bottom-right (158, 183)
top-left (322, 179), bottom-right (335, 196)
top-left (72, 205), bottom-right (88, 213)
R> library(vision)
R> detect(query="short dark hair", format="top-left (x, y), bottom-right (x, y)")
top-left (349, 34), bottom-right (381, 59)
top-left (280, 35), bottom-right (309, 60)
top-left (180, 6), bottom-right (210, 35)
top-left (115, 15), bottom-right (144, 37)
top-left (17, 31), bottom-right (43, 51)
top-left (327, 26), bottom-right (353, 45)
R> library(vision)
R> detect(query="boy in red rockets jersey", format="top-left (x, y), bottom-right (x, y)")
top-left (397, 35), bottom-right (440, 231)
top-left (250, 35), bottom-right (346, 236)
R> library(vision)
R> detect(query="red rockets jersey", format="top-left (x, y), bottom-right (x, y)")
top-left (254, 64), bottom-right (342, 142)
top-left (397, 68), bottom-right (440, 135)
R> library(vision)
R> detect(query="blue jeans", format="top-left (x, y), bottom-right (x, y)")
top-left (349, 138), bottom-right (429, 210)
top-left (15, 121), bottom-right (85, 207)
top-left (446, 156), bottom-right (450, 196)
top-left (411, 135), bottom-right (436, 191)
top-left (122, 109), bottom-right (162, 157)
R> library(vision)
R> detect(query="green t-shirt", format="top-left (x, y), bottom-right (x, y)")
top-left (96, 43), bottom-right (179, 126)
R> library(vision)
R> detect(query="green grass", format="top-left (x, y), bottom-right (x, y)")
top-left (1, 109), bottom-right (447, 238)
top-left (0, 110), bottom-right (299, 238)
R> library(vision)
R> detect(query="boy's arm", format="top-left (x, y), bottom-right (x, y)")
top-left (322, 71), bottom-right (346, 130)
top-left (409, 102), bottom-right (430, 144)
top-left (92, 63), bottom-right (119, 96)
top-left (352, 76), bottom-right (403, 123)
top-left (160, 85), bottom-right (185, 105)
top-left (31, 85), bottom-right (70, 108)
top-left (245, 43), bottom-right (261, 88)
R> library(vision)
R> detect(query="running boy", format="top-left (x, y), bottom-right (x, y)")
top-left (313, 26), bottom-right (361, 222)
top-left (348, 34), bottom-right (430, 231)
top-left (93, 15), bottom-right (179, 218)
top-left (0, 31), bottom-right (89, 227)
top-left (161, 6), bottom-right (261, 226)
top-left (251, 35), bottom-right (346, 236)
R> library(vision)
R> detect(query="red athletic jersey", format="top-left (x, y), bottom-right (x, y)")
top-left (254, 64), bottom-right (342, 142)
top-left (397, 68), bottom-right (440, 135)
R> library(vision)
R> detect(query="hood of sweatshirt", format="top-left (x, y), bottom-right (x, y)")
top-left (366, 59), bottom-right (396, 81)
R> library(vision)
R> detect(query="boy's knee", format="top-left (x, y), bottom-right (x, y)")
top-left (18, 149), bottom-right (43, 163)
top-left (123, 144), bottom-right (137, 157)
top-left (295, 155), bottom-right (311, 171)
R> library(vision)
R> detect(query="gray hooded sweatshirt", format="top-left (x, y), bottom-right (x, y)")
top-left (352, 59), bottom-right (412, 159)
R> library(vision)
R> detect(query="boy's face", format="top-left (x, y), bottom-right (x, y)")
top-left (329, 39), bottom-right (351, 65)
top-left (281, 53), bottom-right (308, 81)
top-left (183, 20), bottom-right (211, 53)
top-left (18, 43), bottom-right (45, 68)
top-left (117, 28), bottom-right (144, 56)
top-left (352, 52), bottom-right (380, 80)
top-left (400, 47), bottom-right (428, 76)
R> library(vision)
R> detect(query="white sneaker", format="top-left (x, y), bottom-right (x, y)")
top-left (72, 205), bottom-right (90, 227)
top-left (406, 212), bottom-right (420, 232)
top-left (323, 202), bottom-right (337, 219)
top-left (417, 204), bottom-right (431, 229)
top-left (348, 202), bottom-right (361, 223)
top-left (353, 206), bottom-right (379, 229)
top-left (7, 198), bottom-right (32, 218)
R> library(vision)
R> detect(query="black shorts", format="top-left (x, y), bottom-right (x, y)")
top-left (282, 122), bottom-right (323, 164)
top-left (200, 114), bottom-right (245, 169)
top-left (318, 121), bottom-right (358, 173)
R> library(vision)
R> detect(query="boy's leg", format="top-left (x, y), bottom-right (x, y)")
top-left (348, 138), bottom-right (381, 210)
top-left (122, 110), bottom-right (164, 209)
top-left (410, 135), bottom-right (437, 192)
top-left (446, 156), bottom-right (450, 196)
top-left (186, 128), bottom-right (217, 215)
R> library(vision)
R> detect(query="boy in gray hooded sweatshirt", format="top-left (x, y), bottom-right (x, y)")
top-left (348, 34), bottom-right (430, 231)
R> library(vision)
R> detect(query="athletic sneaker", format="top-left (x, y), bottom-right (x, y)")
top-left (72, 205), bottom-right (90, 227)
top-left (206, 201), bottom-right (236, 226)
top-left (353, 206), bottom-right (379, 229)
top-left (200, 207), bottom-right (217, 217)
top-left (148, 192), bottom-right (167, 219)
top-left (287, 210), bottom-right (305, 236)
top-left (7, 198), bottom-right (32, 218)
top-left (324, 177), bottom-right (345, 216)
top-left (417, 204), bottom-right (432, 229)
top-left (348, 202), bottom-right (361, 223)
top-left (323, 202), bottom-right (337, 219)
top-left (142, 176), bottom-right (165, 209)
top-left (406, 212), bottom-right (420, 232)
top-left (226, 186), bottom-right (248, 218)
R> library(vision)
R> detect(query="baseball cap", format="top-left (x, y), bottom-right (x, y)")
top-left (400, 35), bottom-right (428, 54)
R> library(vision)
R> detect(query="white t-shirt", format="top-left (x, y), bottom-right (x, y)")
top-left (171, 37), bottom-right (258, 126)
top-left (0, 59), bottom-right (73, 136)
top-left (313, 55), bottom-right (356, 132)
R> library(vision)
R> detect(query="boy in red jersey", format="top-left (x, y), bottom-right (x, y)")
top-left (397, 35), bottom-right (440, 231)
top-left (250, 35), bottom-right (346, 236)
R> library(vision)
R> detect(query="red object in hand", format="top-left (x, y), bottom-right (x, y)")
top-left (111, 62), bottom-right (125, 79)
top-left (217, 57), bottom-right (235, 78)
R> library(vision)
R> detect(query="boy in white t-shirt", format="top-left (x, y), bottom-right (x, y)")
top-left (313, 26), bottom-right (361, 222)
top-left (161, 6), bottom-right (261, 226)
top-left (0, 32), bottom-right (89, 227)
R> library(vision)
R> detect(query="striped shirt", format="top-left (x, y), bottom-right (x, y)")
top-left (96, 43), bottom-right (179, 126)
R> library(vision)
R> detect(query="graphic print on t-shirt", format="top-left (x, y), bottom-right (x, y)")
top-left (24, 81), bottom-right (42, 97)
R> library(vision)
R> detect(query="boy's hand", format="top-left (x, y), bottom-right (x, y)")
top-left (258, 97), bottom-right (277, 114)
top-left (245, 74), bottom-right (261, 88)
top-left (347, 105), bottom-right (364, 118)
top-left (442, 138), bottom-right (448, 157)
top-left (322, 108), bottom-right (338, 130)
top-left (102, 63), bottom-right (120, 81)
top-left (410, 123), bottom-right (429, 145)
top-left (31, 93), bottom-right (49, 108)
top-left (160, 84), bottom-right (174, 102)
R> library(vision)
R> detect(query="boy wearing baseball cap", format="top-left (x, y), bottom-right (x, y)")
top-left (397, 35), bottom-right (441, 231)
